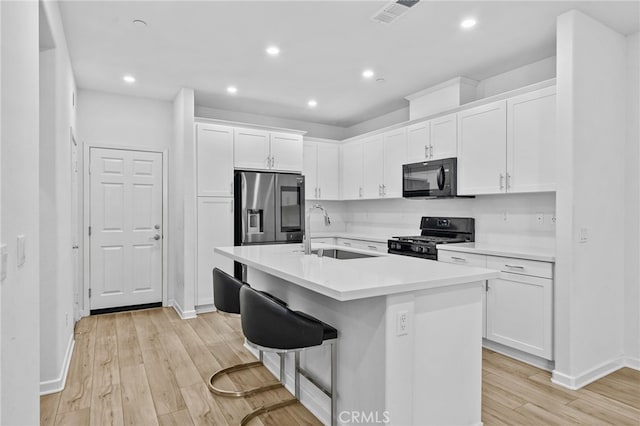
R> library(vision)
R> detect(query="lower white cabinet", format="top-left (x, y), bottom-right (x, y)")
top-left (337, 238), bottom-right (387, 252)
top-left (196, 197), bottom-right (234, 307)
top-left (486, 273), bottom-right (553, 359)
top-left (438, 249), bottom-right (554, 359)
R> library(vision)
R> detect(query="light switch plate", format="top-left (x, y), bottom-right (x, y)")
top-left (17, 235), bottom-right (26, 267)
top-left (1, 244), bottom-right (7, 281)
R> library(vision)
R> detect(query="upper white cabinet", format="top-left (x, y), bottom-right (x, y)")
top-left (382, 127), bottom-right (408, 198)
top-left (430, 113), bottom-right (457, 160)
top-left (407, 114), bottom-right (457, 163)
top-left (234, 128), bottom-right (302, 172)
top-left (362, 135), bottom-right (384, 198)
top-left (196, 197), bottom-right (234, 307)
top-left (270, 132), bottom-right (304, 172)
top-left (506, 86), bottom-right (556, 193)
top-left (341, 141), bottom-right (364, 199)
top-left (457, 100), bottom-right (508, 195)
top-left (233, 128), bottom-right (271, 170)
top-left (457, 87), bottom-right (557, 196)
top-left (304, 140), bottom-right (340, 200)
top-left (196, 123), bottom-right (235, 197)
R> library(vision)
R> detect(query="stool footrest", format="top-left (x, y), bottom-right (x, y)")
top-left (240, 398), bottom-right (299, 426)
top-left (208, 361), bottom-right (282, 397)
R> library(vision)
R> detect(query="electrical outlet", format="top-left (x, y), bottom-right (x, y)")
top-left (579, 228), bottom-right (589, 243)
top-left (396, 310), bottom-right (409, 336)
top-left (536, 213), bottom-right (544, 225)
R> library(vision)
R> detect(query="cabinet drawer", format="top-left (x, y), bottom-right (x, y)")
top-left (438, 250), bottom-right (487, 267)
top-left (486, 256), bottom-right (553, 279)
top-left (337, 238), bottom-right (386, 252)
top-left (311, 237), bottom-right (336, 245)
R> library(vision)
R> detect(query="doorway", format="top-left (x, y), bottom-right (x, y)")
top-left (87, 147), bottom-right (164, 312)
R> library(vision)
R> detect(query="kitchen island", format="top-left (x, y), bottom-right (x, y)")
top-left (215, 243), bottom-right (499, 426)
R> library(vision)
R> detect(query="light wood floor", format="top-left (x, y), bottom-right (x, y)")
top-left (41, 308), bottom-right (640, 425)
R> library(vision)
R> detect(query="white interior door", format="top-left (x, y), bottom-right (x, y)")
top-left (89, 148), bottom-right (163, 310)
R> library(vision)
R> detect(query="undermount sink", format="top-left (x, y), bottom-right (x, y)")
top-left (311, 248), bottom-right (379, 260)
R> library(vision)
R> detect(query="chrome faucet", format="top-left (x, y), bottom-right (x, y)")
top-left (304, 204), bottom-right (331, 255)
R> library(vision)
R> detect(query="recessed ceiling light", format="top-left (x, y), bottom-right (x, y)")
top-left (123, 75), bottom-right (136, 84)
top-left (133, 19), bottom-right (147, 27)
top-left (308, 99), bottom-right (318, 108)
top-left (266, 45), bottom-right (280, 56)
top-left (460, 18), bottom-right (477, 29)
top-left (227, 86), bottom-right (238, 94)
top-left (362, 69), bottom-right (375, 79)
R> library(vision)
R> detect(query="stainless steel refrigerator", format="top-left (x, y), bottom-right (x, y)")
top-left (234, 170), bottom-right (305, 278)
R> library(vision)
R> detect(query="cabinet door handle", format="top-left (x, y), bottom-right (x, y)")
top-left (451, 256), bottom-right (467, 262)
top-left (271, 157), bottom-right (275, 168)
top-left (368, 245), bottom-right (378, 251)
top-left (505, 264), bottom-right (525, 270)
top-left (359, 187), bottom-right (363, 198)
top-left (267, 156), bottom-right (271, 168)
top-left (382, 184), bottom-right (386, 196)
top-left (318, 187), bottom-right (321, 199)
top-left (430, 144), bottom-right (434, 158)
top-left (425, 145), bottom-right (429, 159)
top-left (378, 184), bottom-right (382, 196)
top-left (343, 242), bottom-right (352, 247)
top-left (499, 173), bottom-right (505, 190)
top-left (506, 173), bottom-right (511, 190)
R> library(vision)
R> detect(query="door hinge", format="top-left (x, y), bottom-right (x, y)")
top-left (88, 226), bottom-right (92, 236)
top-left (88, 288), bottom-right (92, 298)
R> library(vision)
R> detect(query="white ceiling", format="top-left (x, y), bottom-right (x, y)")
top-left (59, 1), bottom-right (639, 127)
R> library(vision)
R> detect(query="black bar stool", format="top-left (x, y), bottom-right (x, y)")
top-left (207, 268), bottom-right (282, 397)
top-left (239, 285), bottom-right (338, 426)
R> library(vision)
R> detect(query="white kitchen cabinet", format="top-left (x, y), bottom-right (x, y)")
top-left (234, 128), bottom-right (271, 170)
top-left (407, 122), bottom-right (430, 163)
top-left (457, 100), bottom-right (507, 195)
top-left (196, 197), bottom-right (234, 307)
top-left (506, 86), bottom-right (556, 193)
top-left (310, 237), bottom-right (336, 245)
top-left (270, 132), bottom-right (303, 172)
top-left (362, 135), bottom-right (384, 198)
top-left (337, 238), bottom-right (387, 252)
top-left (457, 87), bottom-right (556, 196)
top-left (438, 249), bottom-right (554, 358)
top-left (234, 128), bottom-right (302, 172)
top-left (303, 141), bottom-right (318, 199)
top-left (341, 141), bottom-right (364, 200)
top-left (304, 141), bottom-right (340, 200)
top-left (486, 272), bottom-right (553, 360)
top-left (430, 113), bottom-right (457, 160)
top-left (196, 124), bottom-right (234, 197)
top-left (382, 127), bottom-right (408, 198)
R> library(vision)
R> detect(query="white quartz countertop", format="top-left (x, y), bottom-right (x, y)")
top-left (435, 242), bottom-right (556, 262)
top-left (310, 232), bottom-right (390, 244)
top-left (215, 243), bottom-right (499, 301)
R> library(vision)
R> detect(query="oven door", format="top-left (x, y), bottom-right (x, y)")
top-left (402, 158), bottom-right (457, 198)
top-left (274, 174), bottom-right (305, 242)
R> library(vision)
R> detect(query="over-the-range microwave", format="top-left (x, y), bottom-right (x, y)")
top-left (402, 157), bottom-right (466, 199)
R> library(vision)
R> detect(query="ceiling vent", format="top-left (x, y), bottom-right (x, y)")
top-left (371, 1), bottom-right (420, 25)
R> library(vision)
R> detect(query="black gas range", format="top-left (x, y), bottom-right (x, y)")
top-left (387, 217), bottom-right (475, 260)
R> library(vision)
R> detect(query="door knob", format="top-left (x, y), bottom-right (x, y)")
top-left (154, 224), bottom-right (160, 230)
top-left (153, 234), bottom-right (161, 241)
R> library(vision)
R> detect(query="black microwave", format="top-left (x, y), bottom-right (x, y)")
top-left (402, 158), bottom-right (459, 198)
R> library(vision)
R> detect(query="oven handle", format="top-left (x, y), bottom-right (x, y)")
top-left (437, 165), bottom-right (446, 190)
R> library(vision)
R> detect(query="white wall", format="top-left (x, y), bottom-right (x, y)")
top-left (342, 107), bottom-right (410, 139)
top-left (475, 56), bottom-right (557, 99)
top-left (78, 90), bottom-right (172, 150)
top-left (38, 0), bottom-right (78, 395)
top-left (343, 193), bottom-right (556, 249)
top-left (554, 10), bottom-right (627, 388)
top-left (624, 32), bottom-right (640, 365)
top-left (195, 105), bottom-right (345, 140)
top-left (170, 88), bottom-right (196, 318)
top-left (1, 1), bottom-right (40, 423)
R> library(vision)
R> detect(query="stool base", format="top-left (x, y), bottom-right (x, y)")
top-left (240, 398), bottom-right (299, 426)
top-left (208, 361), bottom-right (282, 397)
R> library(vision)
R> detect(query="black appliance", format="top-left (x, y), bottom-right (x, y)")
top-left (387, 217), bottom-right (475, 260)
top-left (402, 157), bottom-right (462, 199)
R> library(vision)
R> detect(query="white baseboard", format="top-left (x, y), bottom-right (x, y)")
top-left (622, 356), bottom-right (640, 370)
top-left (483, 339), bottom-right (554, 371)
top-left (169, 299), bottom-right (196, 319)
top-left (244, 342), bottom-right (331, 426)
top-left (40, 333), bottom-right (75, 395)
top-left (552, 357), bottom-right (625, 390)
top-left (195, 304), bottom-right (216, 314)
